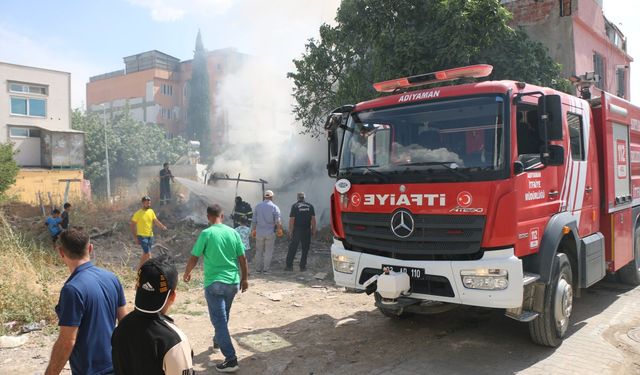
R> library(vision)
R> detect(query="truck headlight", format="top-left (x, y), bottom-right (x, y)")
top-left (332, 255), bottom-right (354, 274)
top-left (460, 269), bottom-right (508, 290)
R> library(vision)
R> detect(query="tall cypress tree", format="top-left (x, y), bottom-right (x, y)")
top-left (187, 30), bottom-right (212, 160)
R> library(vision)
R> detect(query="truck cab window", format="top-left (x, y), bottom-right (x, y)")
top-left (567, 113), bottom-right (585, 160)
top-left (516, 105), bottom-right (541, 156)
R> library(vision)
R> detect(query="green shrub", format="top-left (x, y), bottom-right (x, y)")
top-left (0, 143), bottom-right (19, 200)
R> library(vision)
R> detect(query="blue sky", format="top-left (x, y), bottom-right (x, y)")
top-left (0, 0), bottom-right (637, 107)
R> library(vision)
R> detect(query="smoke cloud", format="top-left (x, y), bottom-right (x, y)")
top-left (178, 58), bottom-right (333, 226)
top-left (173, 0), bottom-right (341, 225)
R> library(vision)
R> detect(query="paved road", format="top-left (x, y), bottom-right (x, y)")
top-left (228, 277), bottom-right (640, 375)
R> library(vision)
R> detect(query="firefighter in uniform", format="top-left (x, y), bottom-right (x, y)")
top-left (285, 192), bottom-right (317, 271)
top-left (232, 196), bottom-right (253, 228)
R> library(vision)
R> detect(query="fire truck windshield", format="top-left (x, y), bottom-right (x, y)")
top-left (339, 95), bottom-right (506, 183)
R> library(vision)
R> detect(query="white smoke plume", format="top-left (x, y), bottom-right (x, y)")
top-left (172, 0), bottom-right (342, 225)
top-left (182, 58), bottom-right (334, 225)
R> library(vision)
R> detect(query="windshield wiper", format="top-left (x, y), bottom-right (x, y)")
top-left (340, 165), bottom-right (388, 182)
top-left (398, 161), bottom-right (471, 181)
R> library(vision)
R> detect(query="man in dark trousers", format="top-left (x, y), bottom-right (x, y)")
top-left (159, 163), bottom-right (175, 205)
top-left (285, 192), bottom-right (316, 272)
top-left (231, 196), bottom-right (253, 228)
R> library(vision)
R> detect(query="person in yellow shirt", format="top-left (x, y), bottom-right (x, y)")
top-left (130, 196), bottom-right (168, 270)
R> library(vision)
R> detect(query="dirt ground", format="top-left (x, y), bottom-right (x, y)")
top-left (2, 202), bottom-right (640, 374)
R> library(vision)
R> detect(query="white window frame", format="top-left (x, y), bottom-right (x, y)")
top-left (8, 81), bottom-right (48, 95)
top-left (8, 127), bottom-right (40, 138)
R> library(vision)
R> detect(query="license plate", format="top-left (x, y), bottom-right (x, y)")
top-left (382, 265), bottom-right (426, 280)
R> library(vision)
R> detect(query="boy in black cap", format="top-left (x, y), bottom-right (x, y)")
top-left (112, 254), bottom-right (194, 375)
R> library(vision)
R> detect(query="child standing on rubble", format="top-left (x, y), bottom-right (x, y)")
top-left (45, 208), bottom-right (63, 248)
top-left (235, 217), bottom-right (252, 262)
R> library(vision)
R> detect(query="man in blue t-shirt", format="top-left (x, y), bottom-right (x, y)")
top-left (45, 229), bottom-right (128, 375)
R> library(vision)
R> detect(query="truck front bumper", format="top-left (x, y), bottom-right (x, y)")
top-left (331, 239), bottom-right (524, 309)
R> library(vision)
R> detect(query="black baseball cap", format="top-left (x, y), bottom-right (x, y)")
top-left (134, 255), bottom-right (178, 314)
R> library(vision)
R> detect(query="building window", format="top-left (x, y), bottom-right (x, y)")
top-left (10, 97), bottom-right (47, 117)
top-left (8, 82), bottom-right (48, 95)
top-left (593, 53), bottom-right (605, 90)
top-left (9, 127), bottom-right (41, 138)
top-left (617, 67), bottom-right (626, 98)
top-left (161, 107), bottom-right (175, 120)
top-left (11, 97), bottom-right (27, 115)
top-left (567, 113), bottom-right (584, 161)
top-left (161, 83), bottom-right (173, 96)
top-left (560, 0), bottom-right (572, 17)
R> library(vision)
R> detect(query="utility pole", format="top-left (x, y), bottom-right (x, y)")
top-left (102, 103), bottom-right (111, 200)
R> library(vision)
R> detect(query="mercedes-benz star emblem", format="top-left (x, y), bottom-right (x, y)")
top-left (390, 210), bottom-right (415, 238)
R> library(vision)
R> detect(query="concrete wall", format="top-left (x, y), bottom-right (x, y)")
top-left (7, 169), bottom-right (84, 205)
top-left (13, 137), bottom-right (41, 166)
top-left (0, 62), bottom-right (71, 144)
top-left (503, 0), bottom-right (576, 79)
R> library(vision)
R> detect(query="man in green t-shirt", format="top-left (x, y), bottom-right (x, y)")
top-left (183, 204), bottom-right (248, 373)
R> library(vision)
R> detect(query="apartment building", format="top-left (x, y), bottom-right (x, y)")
top-left (86, 48), bottom-right (246, 153)
top-left (502, 0), bottom-right (633, 100)
top-left (0, 61), bottom-right (85, 203)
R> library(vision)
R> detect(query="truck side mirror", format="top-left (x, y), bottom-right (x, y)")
top-left (324, 113), bottom-right (343, 131)
top-left (327, 158), bottom-right (339, 177)
top-left (538, 94), bottom-right (563, 140)
top-left (544, 145), bottom-right (564, 166)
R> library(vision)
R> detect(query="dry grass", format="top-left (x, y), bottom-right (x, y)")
top-left (0, 213), bottom-right (61, 333)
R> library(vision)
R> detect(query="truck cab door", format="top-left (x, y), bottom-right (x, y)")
top-left (514, 103), bottom-right (560, 256)
top-left (564, 99), bottom-right (596, 236)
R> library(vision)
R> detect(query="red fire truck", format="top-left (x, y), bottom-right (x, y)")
top-left (324, 64), bottom-right (640, 347)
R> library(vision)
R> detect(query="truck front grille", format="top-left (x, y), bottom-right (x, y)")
top-left (342, 212), bottom-right (485, 260)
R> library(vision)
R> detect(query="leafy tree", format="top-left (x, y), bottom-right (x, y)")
top-left (187, 30), bottom-right (212, 160)
top-left (289, 0), bottom-right (572, 135)
top-left (0, 143), bottom-right (19, 199)
top-left (72, 109), bottom-right (188, 195)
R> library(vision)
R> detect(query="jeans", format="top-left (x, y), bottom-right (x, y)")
top-left (286, 229), bottom-right (311, 269)
top-left (204, 281), bottom-right (239, 361)
top-left (137, 236), bottom-right (153, 254)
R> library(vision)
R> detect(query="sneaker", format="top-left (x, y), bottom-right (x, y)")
top-left (216, 358), bottom-right (239, 373)
top-left (284, 266), bottom-right (293, 271)
top-left (300, 266), bottom-right (307, 272)
top-left (262, 270), bottom-right (271, 275)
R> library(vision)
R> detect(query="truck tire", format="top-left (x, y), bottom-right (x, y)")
top-left (619, 227), bottom-right (640, 285)
top-left (528, 253), bottom-right (573, 347)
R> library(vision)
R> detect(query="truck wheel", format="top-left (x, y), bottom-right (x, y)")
top-left (528, 253), bottom-right (573, 347)
top-left (619, 227), bottom-right (640, 285)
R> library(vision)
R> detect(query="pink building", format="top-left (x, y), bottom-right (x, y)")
top-left (503, 0), bottom-right (633, 100)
